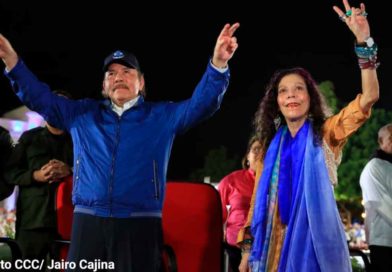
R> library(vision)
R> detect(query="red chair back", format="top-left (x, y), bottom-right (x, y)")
top-left (162, 181), bottom-right (223, 272)
top-left (55, 175), bottom-right (73, 262)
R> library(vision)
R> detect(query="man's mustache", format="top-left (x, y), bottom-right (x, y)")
top-left (112, 84), bottom-right (129, 92)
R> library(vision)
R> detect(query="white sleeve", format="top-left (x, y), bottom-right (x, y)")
top-left (360, 159), bottom-right (392, 225)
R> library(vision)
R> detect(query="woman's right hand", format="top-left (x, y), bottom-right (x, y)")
top-left (239, 252), bottom-right (251, 272)
top-left (332, 0), bottom-right (370, 43)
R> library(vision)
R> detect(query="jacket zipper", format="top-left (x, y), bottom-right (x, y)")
top-left (74, 155), bottom-right (81, 190)
top-left (152, 160), bottom-right (160, 200)
top-left (109, 116), bottom-right (121, 216)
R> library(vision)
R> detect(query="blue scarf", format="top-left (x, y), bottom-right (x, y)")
top-left (250, 121), bottom-right (351, 271)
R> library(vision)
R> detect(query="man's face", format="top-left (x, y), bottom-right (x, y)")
top-left (102, 63), bottom-right (144, 107)
top-left (380, 126), bottom-right (392, 154)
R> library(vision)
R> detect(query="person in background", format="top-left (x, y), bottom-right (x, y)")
top-left (360, 123), bottom-right (392, 272)
top-left (4, 90), bottom-right (73, 270)
top-left (218, 136), bottom-right (261, 272)
top-left (0, 22), bottom-right (239, 271)
top-left (0, 126), bottom-right (14, 200)
top-left (238, 1), bottom-right (379, 270)
top-left (348, 220), bottom-right (367, 249)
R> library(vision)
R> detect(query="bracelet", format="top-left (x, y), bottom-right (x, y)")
top-left (358, 56), bottom-right (380, 70)
top-left (242, 238), bottom-right (253, 245)
top-left (355, 43), bottom-right (378, 59)
top-left (241, 248), bottom-right (251, 256)
top-left (241, 244), bottom-right (251, 253)
top-left (240, 238), bottom-right (253, 255)
top-left (355, 42), bottom-right (380, 70)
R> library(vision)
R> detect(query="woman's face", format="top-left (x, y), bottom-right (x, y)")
top-left (277, 73), bottom-right (310, 123)
top-left (247, 141), bottom-right (262, 172)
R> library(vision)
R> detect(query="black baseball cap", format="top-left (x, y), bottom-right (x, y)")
top-left (103, 50), bottom-right (141, 72)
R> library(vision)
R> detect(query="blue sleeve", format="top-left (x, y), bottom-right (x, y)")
top-left (4, 60), bottom-right (84, 131)
top-left (171, 61), bottom-right (230, 134)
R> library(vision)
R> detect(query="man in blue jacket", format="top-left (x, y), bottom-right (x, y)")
top-left (0, 22), bottom-right (239, 271)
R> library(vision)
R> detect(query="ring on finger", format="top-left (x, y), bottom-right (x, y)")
top-left (339, 15), bottom-right (347, 22)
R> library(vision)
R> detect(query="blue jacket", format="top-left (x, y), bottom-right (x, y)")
top-left (6, 60), bottom-right (229, 218)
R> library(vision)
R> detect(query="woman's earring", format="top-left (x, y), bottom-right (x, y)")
top-left (274, 115), bottom-right (281, 129)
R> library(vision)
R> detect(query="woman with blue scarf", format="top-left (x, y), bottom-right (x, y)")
top-left (238, 1), bottom-right (380, 271)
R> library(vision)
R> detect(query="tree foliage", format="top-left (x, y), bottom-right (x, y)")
top-left (336, 108), bottom-right (392, 200)
top-left (189, 146), bottom-right (239, 184)
top-left (318, 80), bottom-right (340, 114)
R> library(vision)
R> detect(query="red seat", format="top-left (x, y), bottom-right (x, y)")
top-left (55, 175), bottom-right (73, 263)
top-left (162, 181), bottom-right (224, 272)
top-left (53, 179), bottom-right (224, 271)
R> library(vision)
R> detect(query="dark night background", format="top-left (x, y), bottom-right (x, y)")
top-left (0, 1), bottom-right (391, 180)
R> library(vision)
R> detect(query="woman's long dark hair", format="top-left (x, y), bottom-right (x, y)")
top-left (254, 67), bottom-right (331, 159)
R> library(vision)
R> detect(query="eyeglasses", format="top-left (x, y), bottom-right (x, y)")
top-left (250, 146), bottom-right (262, 155)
